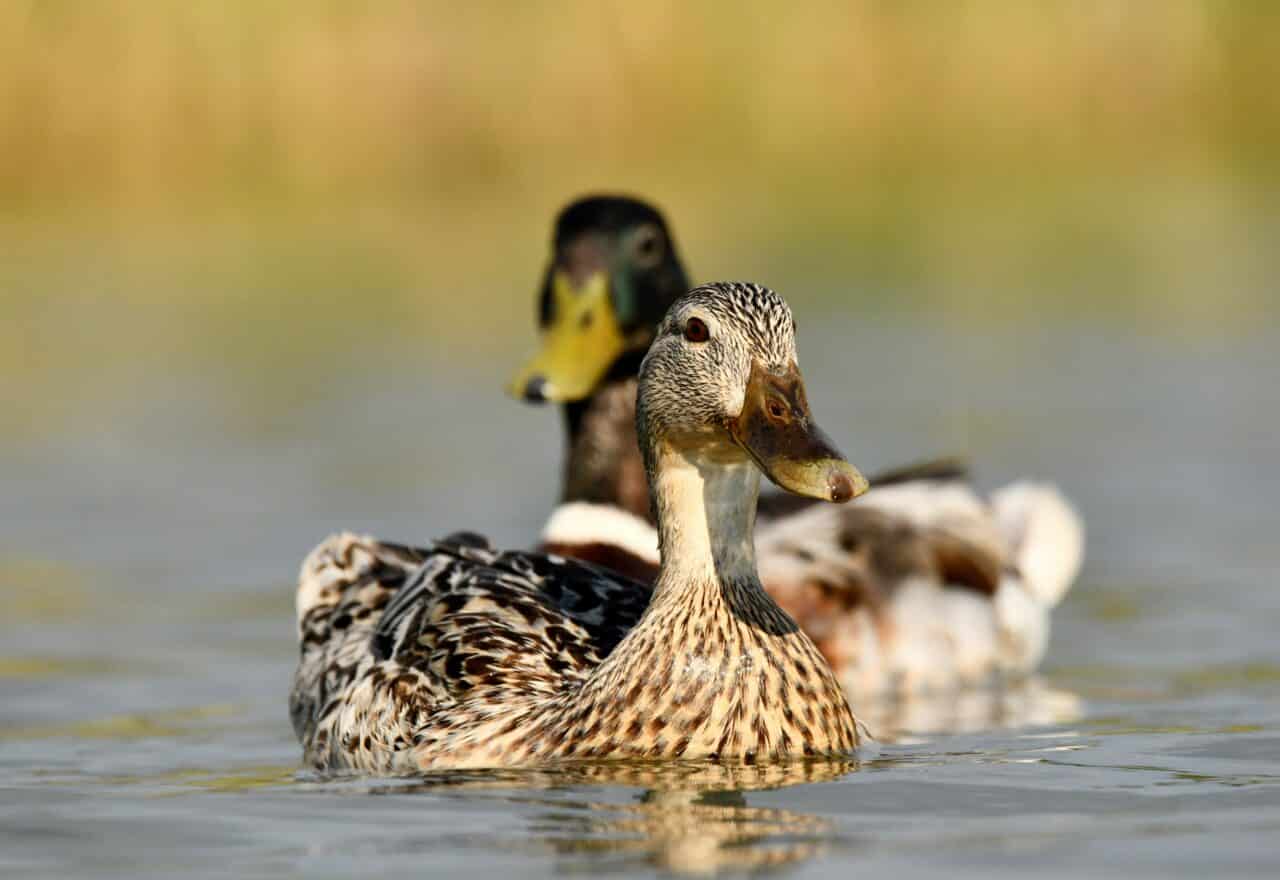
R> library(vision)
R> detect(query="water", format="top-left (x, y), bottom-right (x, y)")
top-left (3, 314), bottom-right (1277, 878)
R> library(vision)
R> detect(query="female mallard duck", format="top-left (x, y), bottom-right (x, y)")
top-left (291, 283), bottom-right (870, 772)
top-left (508, 195), bottom-right (1084, 698)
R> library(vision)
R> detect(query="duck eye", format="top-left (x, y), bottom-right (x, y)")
top-left (632, 225), bottom-right (664, 267)
top-left (683, 317), bottom-right (710, 343)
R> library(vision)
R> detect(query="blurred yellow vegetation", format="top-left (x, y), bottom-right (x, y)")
top-left (1, 2), bottom-right (1277, 430)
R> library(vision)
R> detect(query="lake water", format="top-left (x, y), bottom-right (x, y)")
top-left (2, 312), bottom-right (1277, 878)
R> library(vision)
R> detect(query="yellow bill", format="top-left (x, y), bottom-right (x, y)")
top-left (508, 270), bottom-right (629, 403)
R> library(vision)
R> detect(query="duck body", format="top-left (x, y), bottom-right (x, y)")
top-left (292, 283), bottom-right (866, 772)
top-left (514, 195), bottom-right (1085, 700)
top-left (292, 530), bottom-right (857, 773)
top-left (754, 478), bottom-right (1081, 696)
top-left (291, 533), bottom-right (648, 772)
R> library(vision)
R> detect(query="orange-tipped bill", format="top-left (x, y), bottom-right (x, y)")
top-left (728, 361), bottom-right (868, 503)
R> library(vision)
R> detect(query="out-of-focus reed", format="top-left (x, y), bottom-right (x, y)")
top-left (2, 2), bottom-right (1277, 432)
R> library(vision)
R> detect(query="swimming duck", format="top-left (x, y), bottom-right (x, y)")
top-left (291, 282), bottom-right (869, 772)
top-left (509, 195), bottom-right (1084, 699)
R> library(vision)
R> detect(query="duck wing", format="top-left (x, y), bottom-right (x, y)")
top-left (757, 455), bottom-right (971, 520)
top-left (369, 539), bottom-right (651, 699)
top-left (290, 531), bottom-right (650, 757)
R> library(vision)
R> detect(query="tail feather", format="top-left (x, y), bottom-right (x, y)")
top-left (291, 533), bottom-right (426, 742)
top-left (990, 483), bottom-right (1084, 608)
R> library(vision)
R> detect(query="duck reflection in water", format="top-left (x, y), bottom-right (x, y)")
top-left (363, 759), bottom-right (858, 875)
top-left (340, 676), bottom-right (1079, 875)
top-left (861, 675), bottom-right (1082, 740)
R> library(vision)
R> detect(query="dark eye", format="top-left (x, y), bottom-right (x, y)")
top-left (683, 317), bottom-right (710, 343)
top-left (632, 224), bottom-right (664, 267)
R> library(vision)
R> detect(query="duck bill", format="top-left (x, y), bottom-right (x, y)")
top-left (728, 361), bottom-right (868, 503)
top-left (506, 269), bottom-right (628, 403)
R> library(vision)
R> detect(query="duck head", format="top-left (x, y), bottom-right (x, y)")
top-left (508, 195), bottom-right (691, 403)
top-left (637, 282), bottom-right (867, 504)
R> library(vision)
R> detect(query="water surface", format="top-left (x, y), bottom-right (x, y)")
top-left (3, 315), bottom-right (1277, 878)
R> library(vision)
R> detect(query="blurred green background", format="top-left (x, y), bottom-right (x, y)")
top-left (2, 1), bottom-right (1277, 440)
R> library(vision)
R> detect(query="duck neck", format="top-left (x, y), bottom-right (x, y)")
top-left (648, 444), bottom-right (762, 602)
top-left (561, 376), bottom-right (653, 523)
top-left (558, 438), bottom-right (861, 761)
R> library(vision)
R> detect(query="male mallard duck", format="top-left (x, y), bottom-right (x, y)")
top-left (291, 283), bottom-right (870, 772)
top-left (509, 195), bottom-right (1084, 699)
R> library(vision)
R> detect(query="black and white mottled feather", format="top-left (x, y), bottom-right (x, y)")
top-left (290, 532), bottom-right (652, 771)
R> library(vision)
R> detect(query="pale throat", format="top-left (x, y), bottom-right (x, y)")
top-left (649, 439), bottom-right (761, 590)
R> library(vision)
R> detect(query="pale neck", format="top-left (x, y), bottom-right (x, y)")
top-left (648, 444), bottom-right (761, 595)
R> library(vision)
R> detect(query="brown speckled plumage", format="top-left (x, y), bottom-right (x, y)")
top-left (292, 530), bottom-right (858, 772)
top-left (291, 283), bottom-right (866, 772)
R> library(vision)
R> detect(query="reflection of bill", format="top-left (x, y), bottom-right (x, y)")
top-left (859, 676), bottom-right (1083, 741)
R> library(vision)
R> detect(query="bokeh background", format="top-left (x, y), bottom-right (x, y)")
top-left (5, 2), bottom-right (1277, 423)
top-left (4, 0), bottom-right (1277, 574)
top-left (3, 5), bottom-right (1279, 877)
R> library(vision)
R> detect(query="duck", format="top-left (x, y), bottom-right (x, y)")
top-left (508, 195), bottom-right (1084, 699)
top-left (291, 282), bottom-right (871, 772)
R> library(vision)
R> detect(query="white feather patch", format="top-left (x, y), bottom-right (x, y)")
top-left (540, 502), bottom-right (660, 564)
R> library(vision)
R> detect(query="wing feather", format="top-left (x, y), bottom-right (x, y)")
top-left (290, 532), bottom-right (650, 757)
